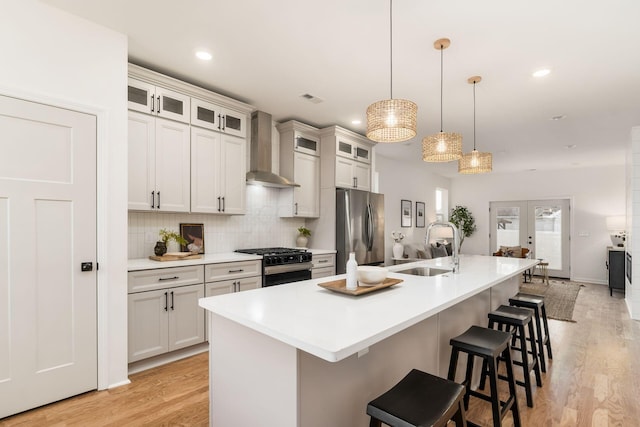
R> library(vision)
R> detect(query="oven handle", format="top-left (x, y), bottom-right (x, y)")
top-left (264, 262), bottom-right (313, 275)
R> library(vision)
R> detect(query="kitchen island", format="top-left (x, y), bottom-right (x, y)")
top-left (199, 255), bottom-right (537, 427)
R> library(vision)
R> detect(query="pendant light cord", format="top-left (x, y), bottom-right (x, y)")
top-left (473, 80), bottom-right (476, 150)
top-left (439, 44), bottom-right (444, 132)
top-left (389, 0), bottom-right (393, 99)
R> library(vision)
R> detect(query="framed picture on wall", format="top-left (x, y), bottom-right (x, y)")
top-left (416, 202), bottom-right (425, 228)
top-left (180, 223), bottom-right (205, 254)
top-left (401, 200), bottom-right (412, 227)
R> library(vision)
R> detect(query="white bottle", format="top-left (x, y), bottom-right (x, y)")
top-left (346, 252), bottom-right (358, 290)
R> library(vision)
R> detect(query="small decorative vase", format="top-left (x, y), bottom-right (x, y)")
top-left (392, 242), bottom-right (404, 259)
top-left (154, 241), bottom-right (167, 256)
top-left (296, 235), bottom-right (309, 248)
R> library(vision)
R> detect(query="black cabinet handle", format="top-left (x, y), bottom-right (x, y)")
top-left (222, 196), bottom-right (225, 212)
top-left (157, 191), bottom-right (160, 209)
top-left (228, 269), bottom-right (244, 273)
top-left (294, 202), bottom-right (298, 215)
top-left (151, 95), bottom-right (155, 112)
top-left (164, 292), bottom-right (168, 311)
top-left (158, 276), bottom-right (179, 281)
top-left (157, 96), bottom-right (161, 114)
top-left (217, 196), bottom-right (221, 212)
top-left (318, 259), bottom-right (328, 263)
top-left (170, 291), bottom-right (174, 310)
top-left (221, 115), bottom-right (225, 131)
top-left (218, 114), bottom-right (222, 131)
top-left (151, 191), bottom-right (155, 209)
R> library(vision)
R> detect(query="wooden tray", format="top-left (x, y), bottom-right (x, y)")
top-left (149, 252), bottom-right (202, 261)
top-left (317, 278), bottom-right (403, 296)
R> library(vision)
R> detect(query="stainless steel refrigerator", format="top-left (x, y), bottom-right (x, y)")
top-left (336, 188), bottom-right (385, 274)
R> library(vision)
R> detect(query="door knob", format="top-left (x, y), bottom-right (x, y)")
top-left (81, 262), bottom-right (93, 272)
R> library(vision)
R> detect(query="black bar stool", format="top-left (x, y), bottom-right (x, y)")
top-left (448, 326), bottom-right (521, 427)
top-left (509, 293), bottom-right (553, 372)
top-left (367, 369), bottom-right (467, 427)
top-left (481, 305), bottom-right (542, 407)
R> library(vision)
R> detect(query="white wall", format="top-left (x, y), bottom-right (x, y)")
top-left (0, 0), bottom-right (129, 388)
top-left (450, 165), bottom-right (625, 284)
top-left (627, 126), bottom-right (640, 319)
top-left (376, 155), bottom-right (451, 265)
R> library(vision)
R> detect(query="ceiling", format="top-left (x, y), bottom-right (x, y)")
top-left (44, 0), bottom-right (640, 177)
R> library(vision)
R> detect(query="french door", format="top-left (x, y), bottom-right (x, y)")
top-left (0, 95), bottom-right (97, 417)
top-left (490, 199), bottom-right (571, 278)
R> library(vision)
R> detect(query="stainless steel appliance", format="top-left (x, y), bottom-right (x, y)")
top-left (235, 247), bottom-right (312, 287)
top-left (336, 188), bottom-right (385, 274)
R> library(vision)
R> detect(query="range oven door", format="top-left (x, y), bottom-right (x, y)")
top-left (263, 262), bottom-right (312, 287)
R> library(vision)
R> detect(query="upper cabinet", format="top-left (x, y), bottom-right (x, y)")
top-left (127, 64), bottom-right (253, 214)
top-left (128, 111), bottom-right (191, 212)
top-left (320, 126), bottom-right (375, 192)
top-left (191, 98), bottom-right (246, 138)
top-left (128, 78), bottom-right (190, 123)
top-left (277, 121), bottom-right (320, 218)
top-left (191, 127), bottom-right (246, 215)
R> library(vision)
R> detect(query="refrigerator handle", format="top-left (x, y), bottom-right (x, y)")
top-left (366, 203), bottom-right (374, 251)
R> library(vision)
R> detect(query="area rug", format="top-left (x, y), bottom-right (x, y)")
top-left (519, 279), bottom-right (584, 322)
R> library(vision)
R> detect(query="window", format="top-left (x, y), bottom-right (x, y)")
top-left (435, 188), bottom-right (448, 222)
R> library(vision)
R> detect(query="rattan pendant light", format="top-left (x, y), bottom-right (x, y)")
top-left (422, 38), bottom-right (462, 162)
top-left (459, 76), bottom-right (492, 174)
top-left (366, 0), bottom-right (417, 143)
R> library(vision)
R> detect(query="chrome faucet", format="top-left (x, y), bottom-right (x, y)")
top-left (425, 221), bottom-right (460, 273)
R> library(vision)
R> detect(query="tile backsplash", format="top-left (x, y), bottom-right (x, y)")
top-left (128, 186), bottom-right (305, 259)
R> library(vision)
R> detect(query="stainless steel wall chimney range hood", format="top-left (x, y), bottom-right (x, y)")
top-left (246, 111), bottom-right (299, 188)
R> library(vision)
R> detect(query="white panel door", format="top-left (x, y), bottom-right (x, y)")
top-left (128, 289), bottom-right (169, 362)
top-left (0, 95), bottom-right (97, 418)
top-left (353, 162), bottom-right (371, 191)
top-left (128, 111), bottom-right (155, 211)
top-left (191, 127), bottom-right (222, 213)
top-left (335, 157), bottom-right (354, 189)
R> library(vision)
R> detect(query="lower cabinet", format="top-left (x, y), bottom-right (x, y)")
top-left (128, 283), bottom-right (205, 363)
top-left (205, 260), bottom-right (262, 297)
top-left (311, 253), bottom-right (336, 279)
top-left (205, 275), bottom-right (262, 296)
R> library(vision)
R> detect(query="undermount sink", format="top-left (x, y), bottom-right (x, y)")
top-left (395, 267), bottom-right (451, 277)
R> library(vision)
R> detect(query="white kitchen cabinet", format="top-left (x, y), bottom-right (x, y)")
top-left (204, 261), bottom-right (262, 302)
top-left (128, 283), bottom-right (205, 363)
top-left (277, 121), bottom-right (320, 218)
top-left (128, 111), bottom-right (190, 212)
top-left (191, 98), bottom-right (246, 138)
top-left (335, 157), bottom-right (370, 191)
top-left (311, 253), bottom-right (336, 279)
top-left (320, 126), bottom-right (375, 192)
top-left (128, 77), bottom-right (190, 123)
top-left (191, 127), bottom-right (246, 214)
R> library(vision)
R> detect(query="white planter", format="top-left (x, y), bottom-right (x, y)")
top-left (392, 242), bottom-right (404, 259)
top-left (296, 235), bottom-right (309, 248)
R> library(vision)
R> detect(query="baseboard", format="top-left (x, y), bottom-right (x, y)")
top-left (127, 343), bottom-right (209, 375)
top-left (107, 379), bottom-right (132, 389)
top-left (571, 277), bottom-right (607, 285)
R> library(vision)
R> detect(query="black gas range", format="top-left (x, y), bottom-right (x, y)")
top-left (235, 247), bottom-right (313, 287)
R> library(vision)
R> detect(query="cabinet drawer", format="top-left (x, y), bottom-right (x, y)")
top-left (205, 276), bottom-right (262, 296)
top-left (312, 266), bottom-right (335, 279)
top-left (205, 260), bottom-right (262, 282)
top-left (312, 254), bottom-right (335, 268)
top-left (128, 265), bottom-right (204, 294)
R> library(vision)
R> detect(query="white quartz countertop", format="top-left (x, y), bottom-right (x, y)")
top-left (128, 252), bottom-right (262, 271)
top-left (199, 255), bottom-right (538, 362)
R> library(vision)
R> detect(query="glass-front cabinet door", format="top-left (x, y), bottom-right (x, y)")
top-left (220, 108), bottom-right (246, 138)
top-left (191, 98), bottom-right (220, 131)
top-left (127, 78), bottom-right (190, 123)
top-left (294, 131), bottom-right (320, 156)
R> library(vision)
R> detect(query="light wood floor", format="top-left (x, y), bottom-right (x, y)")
top-left (1, 282), bottom-right (638, 426)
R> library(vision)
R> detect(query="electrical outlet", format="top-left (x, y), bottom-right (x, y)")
top-left (145, 232), bottom-right (155, 243)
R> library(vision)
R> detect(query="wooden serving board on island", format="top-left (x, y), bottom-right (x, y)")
top-left (149, 252), bottom-right (202, 261)
top-left (318, 278), bottom-right (403, 295)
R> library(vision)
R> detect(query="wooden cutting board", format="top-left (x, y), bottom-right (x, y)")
top-left (149, 252), bottom-right (202, 261)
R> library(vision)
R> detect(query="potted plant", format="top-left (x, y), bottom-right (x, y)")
top-left (449, 205), bottom-right (476, 252)
top-left (296, 226), bottom-right (311, 248)
top-left (155, 228), bottom-right (188, 256)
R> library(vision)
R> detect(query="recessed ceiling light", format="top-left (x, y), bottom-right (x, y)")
top-left (195, 51), bottom-right (212, 61)
top-left (351, 120), bottom-right (361, 125)
top-left (532, 68), bottom-right (550, 77)
top-left (550, 115), bottom-right (566, 121)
